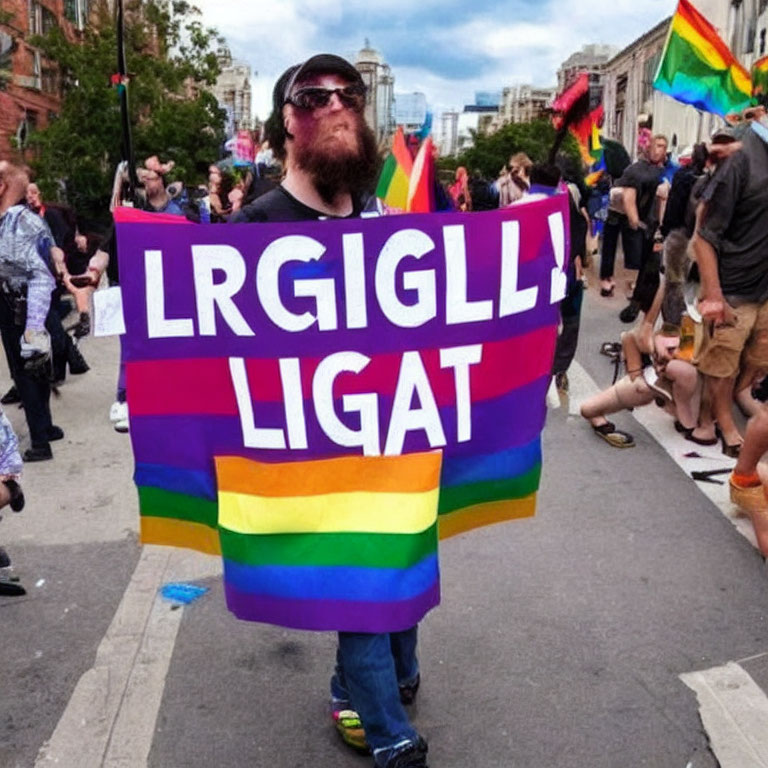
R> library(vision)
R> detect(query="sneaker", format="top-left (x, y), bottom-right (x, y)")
top-left (109, 401), bottom-right (128, 423)
top-left (554, 371), bottom-right (569, 396)
top-left (377, 737), bottom-right (429, 768)
top-left (619, 301), bottom-right (641, 323)
top-left (114, 416), bottom-right (129, 434)
top-left (23, 445), bottom-right (52, 462)
top-left (0, 386), bottom-right (20, 405)
top-left (332, 709), bottom-right (370, 754)
top-left (399, 673), bottom-right (421, 705)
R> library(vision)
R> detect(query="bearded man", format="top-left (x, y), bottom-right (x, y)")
top-left (231, 55), bottom-right (429, 768)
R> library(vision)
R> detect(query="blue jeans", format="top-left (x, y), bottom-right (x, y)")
top-left (331, 626), bottom-right (420, 759)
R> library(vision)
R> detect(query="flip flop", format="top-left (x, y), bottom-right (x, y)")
top-left (592, 421), bottom-right (635, 448)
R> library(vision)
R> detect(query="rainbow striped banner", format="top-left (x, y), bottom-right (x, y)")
top-left (653, 0), bottom-right (752, 117)
top-left (117, 198), bottom-right (566, 631)
top-left (753, 56), bottom-right (768, 99)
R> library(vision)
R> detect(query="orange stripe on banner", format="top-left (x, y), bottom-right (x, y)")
top-left (216, 451), bottom-right (442, 497)
top-left (140, 516), bottom-right (221, 555)
top-left (438, 494), bottom-right (536, 540)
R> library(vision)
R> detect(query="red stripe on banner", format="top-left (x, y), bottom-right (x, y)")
top-left (127, 325), bottom-right (556, 416)
top-left (113, 207), bottom-right (192, 225)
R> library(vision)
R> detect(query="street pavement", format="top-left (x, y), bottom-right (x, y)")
top-left (2, 274), bottom-right (768, 768)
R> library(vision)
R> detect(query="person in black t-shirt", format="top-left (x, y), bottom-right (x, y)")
top-left (232, 55), bottom-right (429, 768)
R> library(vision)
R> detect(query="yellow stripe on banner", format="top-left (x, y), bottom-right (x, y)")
top-left (438, 494), bottom-right (537, 540)
top-left (140, 516), bottom-right (221, 555)
top-left (219, 488), bottom-right (440, 535)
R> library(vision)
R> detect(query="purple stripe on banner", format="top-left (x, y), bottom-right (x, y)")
top-left (129, 376), bottom-right (549, 472)
top-left (118, 201), bottom-right (565, 362)
top-left (224, 578), bottom-right (441, 633)
top-left (223, 554), bottom-right (439, 602)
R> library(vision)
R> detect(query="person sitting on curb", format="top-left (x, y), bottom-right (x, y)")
top-left (728, 408), bottom-right (768, 556)
top-left (581, 315), bottom-right (700, 448)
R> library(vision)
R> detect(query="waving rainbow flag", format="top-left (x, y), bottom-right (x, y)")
top-left (375, 126), bottom-right (413, 210)
top-left (653, 0), bottom-right (752, 116)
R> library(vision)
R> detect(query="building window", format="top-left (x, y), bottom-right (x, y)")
top-left (28, 1), bottom-right (42, 35)
top-left (41, 6), bottom-right (57, 35)
top-left (30, 48), bottom-right (41, 89)
top-left (41, 66), bottom-right (57, 93)
top-left (64, 0), bottom-right (89, 29)
top-left (760, 28), bottom-right (766, 56)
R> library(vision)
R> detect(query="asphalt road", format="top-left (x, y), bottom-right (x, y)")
top-left (2, 276), bottom-right (768, 768)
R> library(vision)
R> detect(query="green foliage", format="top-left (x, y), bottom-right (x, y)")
top-left (444, 119), bottom-right (583, 180)
top-left (27, 0), bottom-right (226, 227)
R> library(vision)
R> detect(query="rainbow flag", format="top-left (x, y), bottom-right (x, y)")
top-left (752, 56), bottom-right (768, 99)
top-left (375, 126), bottom-right (413, 210)
top-left (118, 198), bottom-right (565, 632)
top-left (653, 0), bottom-right (752, 116)
top-left (406, 136), bottom-right (435, 213)
top-left (216, 452), bottom-right (441, 631)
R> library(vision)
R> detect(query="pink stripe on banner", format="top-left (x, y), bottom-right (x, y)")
top-left (224, 579), bottom-right (440, 632)
top-left (126, 325), bottom-right (556, 416)
top-left (112, 207), bottom-right (192, 225)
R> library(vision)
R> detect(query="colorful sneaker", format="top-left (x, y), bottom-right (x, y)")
top-left (332, 708), bottom-right (370, 754)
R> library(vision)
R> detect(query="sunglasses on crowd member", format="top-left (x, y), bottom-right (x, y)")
top-left (286, 84), bottom-right (367, 112)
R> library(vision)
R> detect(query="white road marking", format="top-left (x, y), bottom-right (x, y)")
top-left (681, 661), bottom-right (768, 767)
top-left (567, 361), bottom-right (758, 550)
top-left (35, 546), bottom-right (221, 768)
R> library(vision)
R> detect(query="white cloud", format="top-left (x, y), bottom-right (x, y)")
top-left (194, 0), bottom-right (675, 120)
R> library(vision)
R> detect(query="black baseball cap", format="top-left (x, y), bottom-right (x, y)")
top-left (272, 54), bottom-right (364, 114)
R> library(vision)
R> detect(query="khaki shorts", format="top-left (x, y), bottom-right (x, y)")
top-left (696, 300), bottom-right (768, 378)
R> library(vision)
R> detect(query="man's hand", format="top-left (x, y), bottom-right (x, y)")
top-left (699, 296), bottom-right (737, 326)
top-left (20, 328), bottom-right (51, 374)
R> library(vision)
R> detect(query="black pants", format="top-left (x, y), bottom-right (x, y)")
top-left (0, 298), bottom-right (52, 449)
top-left (630, 236), bottom-right (661, 314)
top-left (553, 280), bottom-right (584, 375)
top-left (599, 213), bottom-right (644, 279)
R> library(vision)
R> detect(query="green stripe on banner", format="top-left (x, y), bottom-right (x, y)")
top-left (138, 485), bottom-right (218, 529)
top-left (438, 464), bottom-right (541, 514)
top-left (219, 522), bottom-right (438, 569)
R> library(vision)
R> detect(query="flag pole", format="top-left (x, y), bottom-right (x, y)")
top-left (116, 0), bottom-right (138, 201)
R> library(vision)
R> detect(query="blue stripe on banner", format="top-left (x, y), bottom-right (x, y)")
top-left (134, 462), bottom-right (217, 500)
top-left (222, 552), bottom-right (440, 602)
top-left (441, 437), bottom-right (542, 487)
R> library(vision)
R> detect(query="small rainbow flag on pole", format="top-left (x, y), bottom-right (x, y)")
top-left (216, 452), bottom-right (442, 631)
top-left (653, 0), bottom-right (752, 116)
top-left (406, 136), bottom-right (436, 213)
top-left (375, 126), bottom-right (413, 210)
top-left (752, 55), bottom-right (768, 100)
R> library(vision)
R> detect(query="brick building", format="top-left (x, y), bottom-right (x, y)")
top-left (0, 0), bottom-right (89, 160)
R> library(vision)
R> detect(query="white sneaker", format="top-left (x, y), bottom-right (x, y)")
top-left (109, 401), bottom-right (128, 423)
top-left (114, 417), bottom-right (129, 434)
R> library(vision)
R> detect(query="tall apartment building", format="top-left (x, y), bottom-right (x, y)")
top-left (499, 84), bottom-right (556, 125)
top-left (0, 0), bottom-right (88, 159)
top-left (557, 44), bottom-right (618, 91)
top-left (355, 40), bottom-right (394, 147)
top-left (438, 110), bottom-right (459, 156)
top-left (212, 46), bottom-right (252, 134)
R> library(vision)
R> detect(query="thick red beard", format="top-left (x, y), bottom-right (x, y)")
top-left (291, 111), bottom-right (379, 205)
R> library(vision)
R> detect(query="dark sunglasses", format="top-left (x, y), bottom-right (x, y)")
top-left (287, 84), bottom-right (366, 112)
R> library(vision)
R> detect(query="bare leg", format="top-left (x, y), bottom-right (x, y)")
top-left (691, 378), bottom-right (716, 442)
top-left (710, 375), bottom-right (742, 448)
top-left (580, 375), bottom-right (655, 425)
top-left (665, 359), bottom-right (700, 430)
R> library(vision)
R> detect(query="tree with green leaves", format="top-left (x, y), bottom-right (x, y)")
top-left (440, 119), bottom-right (583, 181)
top-left (28, 0), bottom-right (226, 228)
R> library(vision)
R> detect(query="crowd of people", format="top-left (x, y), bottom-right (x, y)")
top-left (2, 47), bottom-right (768, 767)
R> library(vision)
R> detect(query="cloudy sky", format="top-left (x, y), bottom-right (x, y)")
top-left (194, 0), bottom-right (674, 120)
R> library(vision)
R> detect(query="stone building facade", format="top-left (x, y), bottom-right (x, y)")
top-left (211, 46), bottom-right (252, 134)
top-left (0, 0), bottom-right (86, 160)
top-left (354, 40), bottom-right (394, 147)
